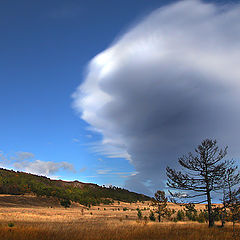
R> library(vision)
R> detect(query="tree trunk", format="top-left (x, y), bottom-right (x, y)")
top-left (221, 204), bottom-right (226, 228)
top-left (207, 191), bottom-right (214, 227)
top-left (158, 206), bottom-right (161, 222)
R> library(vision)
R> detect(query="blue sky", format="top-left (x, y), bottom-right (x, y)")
top-left (1, 0), bottom-right (171, 186)
top-left (1, 0), bottom-right (240, 195)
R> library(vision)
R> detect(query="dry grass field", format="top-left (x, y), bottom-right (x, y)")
top-left (0, 194), bottom-right (238, 240)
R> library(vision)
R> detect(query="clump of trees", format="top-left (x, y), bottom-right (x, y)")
top-left (166, 139), bottom-right (240, 228)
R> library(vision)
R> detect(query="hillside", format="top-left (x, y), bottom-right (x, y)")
top-left (0, 168), bottom-right (151, 206)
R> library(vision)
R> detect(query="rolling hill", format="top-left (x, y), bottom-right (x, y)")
top-left (0, 168), bottom-right (151, 207)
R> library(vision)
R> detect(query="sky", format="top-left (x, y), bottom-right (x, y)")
top-left (1, 0), bottom-right (240, 196)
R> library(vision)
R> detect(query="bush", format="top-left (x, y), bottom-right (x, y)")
top-left (8, 222), bottom-right (14, 227)
top-left (60, 199), bottom-right (71, 208)
top-left (177, 210), bottom-right (185, 221)
top-left (137, 209), bottom-right (142, 220)
top-left (149, 210), bottom-right (156, 221)
top-left (185, 203), bottom-right (197, 221)
top-left (186, 211), bottom-right (197, 221)
top-left (123, 207), bottom-right (128, 211)
top-left (173, 217), bottom-right (178, 222)
top-left (197, 211), bottom-right (205, 223)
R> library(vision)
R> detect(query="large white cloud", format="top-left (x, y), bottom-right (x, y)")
top-left (72, 0), bottom-right (240, 195)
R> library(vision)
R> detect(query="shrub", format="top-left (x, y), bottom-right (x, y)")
top-left (123, 207), bottom-right (128, 211)
top-left (149, 210), bottom-right (156, 221)
top-left (197, 211), bottom-right (205, 223)
top-left (177, 210), bottom-right (185, 221)
top-left (137, 209), bottom-right (142, 220)
top-left (60, 199), bottom-right (71, 208)
top-left (173, 217), bottom-right (178, 222)
top-left (8, 222), bottom-right (14, 227)
top-left (185, 204), bottom-right (197, 221)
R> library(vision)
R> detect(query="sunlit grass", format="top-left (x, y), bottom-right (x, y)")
top-left (0, 220), bottom-right (238, 240)
top-left (0, 196), bottom-right (237, 240)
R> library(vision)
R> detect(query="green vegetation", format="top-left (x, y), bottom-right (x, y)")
top-left (8, 222), bottom-right (14, 228)
top-left (177, 210), bottom-right (185, 221)
top-left (149, 210), bottom-right (155, 221)
top-left (137, 209), bottom-right (142, 219)
top-left (60, 199), bottom-right (71, 208)
top-left (0, 168), bottom-right (150, 206)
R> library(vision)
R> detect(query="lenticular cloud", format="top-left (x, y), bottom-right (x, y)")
top-left (73, 0), bottom-right (240, 195)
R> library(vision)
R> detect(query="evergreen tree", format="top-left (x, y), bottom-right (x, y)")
top-left (152, 190), bottom-right (168, 222)
top-left (166, 139), bottom-right (228, 227)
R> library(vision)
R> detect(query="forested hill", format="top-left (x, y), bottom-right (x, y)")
top-left (0, 168), bottom-right (151, 206)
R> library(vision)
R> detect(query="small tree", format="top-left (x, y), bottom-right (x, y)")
top-left (152, 190), bottom-right (168, 222)
top-left (176, 210), bottom-right (185, 221)
top-left (137, 209), bottom-right (142, 220)
top-left (185, 203), bottom-right (197, 221)
top-left (149, 210), bottom-right (156, 221)
top-left (166, 139), bottom-right (228, 227)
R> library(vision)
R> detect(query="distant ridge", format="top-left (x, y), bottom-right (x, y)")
top-left (0, 168), bottom-right (151, 206)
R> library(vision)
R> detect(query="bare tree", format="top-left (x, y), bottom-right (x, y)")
top-left (166, 139), bottom-right (227, 227)
top-left (152, 190), bottom-right (168, 222)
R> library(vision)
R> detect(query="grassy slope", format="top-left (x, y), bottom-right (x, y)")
top-left (0, 168), bottom-right (151, 205)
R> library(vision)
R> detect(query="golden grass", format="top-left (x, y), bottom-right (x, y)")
top-left (0, 220), bottom-right (238, 240)
top-left (0, 195), bottom-right (237, 240)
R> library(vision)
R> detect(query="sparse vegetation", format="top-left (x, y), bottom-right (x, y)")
top-left (0, 193), bottom-right (239, 240)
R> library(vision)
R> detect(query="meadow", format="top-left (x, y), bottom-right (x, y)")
top-left (0, 195), bottom-right (238, 240)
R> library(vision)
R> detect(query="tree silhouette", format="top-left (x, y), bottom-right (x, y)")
top-left (166, 139), bottom-right (228, 227)
top-left (152, 190), bottom-right (168, 222)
